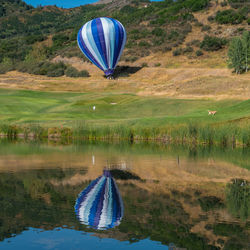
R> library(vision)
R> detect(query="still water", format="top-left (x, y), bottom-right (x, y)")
top-left (0, 140), bottom-right (249, 250)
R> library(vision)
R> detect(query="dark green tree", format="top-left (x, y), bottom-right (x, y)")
top-left (241, 31), bottom-right (250, 72)
top-left (228, 37), bottom-right (244, 74)
top-left (228, 31), bottom-right (250, 73)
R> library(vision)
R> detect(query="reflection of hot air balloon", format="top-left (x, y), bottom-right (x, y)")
top-left (75, 170), bottom-right (124, 230)
top-left (77, 17), bottom-right (126, 78)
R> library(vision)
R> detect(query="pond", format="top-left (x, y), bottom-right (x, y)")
top-left (0, 140), bottom-right (249, 250)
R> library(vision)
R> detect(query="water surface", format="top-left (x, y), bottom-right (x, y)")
top-left (0, 140), bottom-right (249, 249)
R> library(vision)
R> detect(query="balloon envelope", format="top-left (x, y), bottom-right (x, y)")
top-left (75, 170), bottom-right (124, 230)
top-left (77, 17), bottom-right (126, 76)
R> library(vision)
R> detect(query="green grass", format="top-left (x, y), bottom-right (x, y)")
top-left (0, 88), bottom-right (248, 124)
top-left (0, 89), bottom-right (249, 145)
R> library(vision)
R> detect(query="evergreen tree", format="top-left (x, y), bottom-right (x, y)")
top-left (241, 31), bottom-right (250, 72)
top-left (228, 37), bottom-right (244, 74)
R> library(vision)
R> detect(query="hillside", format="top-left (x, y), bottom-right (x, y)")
top-left (0, 0), bottom-right (33, 17)
top-left (0, 0), bottom-right (249, 78)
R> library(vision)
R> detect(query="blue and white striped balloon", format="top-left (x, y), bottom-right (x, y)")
top-left (75, 170), bottom-right (124, 230)
top-left (77, 17), bottom-right (126, 77)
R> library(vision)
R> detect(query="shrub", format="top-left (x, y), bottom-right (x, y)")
top-left (201, 25), bottom-right (211, 31)
top-left (52, 33), bottom-right (69, 47)
top-left (200, 35), bottom-right (227, 51)
top-left (42, 62), bottom-right (66, 77)
top-left (65, 66), bottom-right (89, 77)
top-left (125, 56), bottom-right (138, 62)
top-left (0, 58), bottom-right (15, 74)
top-left (152, 28), bottom-right (165, 37)
top-left (207, 15), bottom-right (215, 22)
top-left (154, 63), bottom-right (161, 67)
top-left (163, 46), bottom-right (172, 52)
top-left (47, 67), bottom-right (64, 77)
top-left (196, 50), bottom-right (203, 56)
top-left (194, 21), bottom-right (203, 27)
top-left (228, 0), bottom-right (248, 9)
top-left (187, 40), bottom-right (201, 47)
top-left (220, 1), bottom-right (228, 6)
top-left (25, 34), bottom-right (46, 45)
top-left (173, 48), bottom-right (182, 56)
top-left (215, 10), bottom-right (245, 24)
top-left (185, 0), bottom-right (210, 12)
top-left (16, 61), bottom-right (67, 77)
top-left (167, 30), bottom-right (180, 41)
top-left (138, 41), bottom-right (150, 47)
top-left (141, 63), bottom-right (148, 67)
top-left (183, 46), bottom-right (193, 53)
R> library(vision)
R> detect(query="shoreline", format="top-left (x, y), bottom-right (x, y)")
top-left (0, 123), bottom-right (249, 147)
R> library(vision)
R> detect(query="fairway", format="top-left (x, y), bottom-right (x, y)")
top-left (0, 89), bottom-right (249, 128)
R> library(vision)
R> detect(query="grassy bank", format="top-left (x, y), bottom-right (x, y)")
top-left (1, 122), bottom-right (250, 147)
top-left (0, 89), bottom-right (249, 146)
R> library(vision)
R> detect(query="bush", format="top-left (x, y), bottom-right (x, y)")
top-left (152, 28), bottom-right (165, 37)
top-left (125, 56), bottom-right (138, 62)
top-left (194, 21), bottom-right (203, 27)
top-left (163, 46), bottom-right (172, 52)
top-left (220, 1), bottom-right (227, 6)
top-left (65, 66), bottom-right (89, 77)
top-left (47, 67), bottom-right (64, 77)
top-left (201, 25), bottom-right (211, 31)
top-left (183, 46), bottom-right (193, 53)
top-left (185, 0), bottom-right (210, 12)
top-left (187, 39), bottom-right (201, 47)
top-left (228, 0), bottom-right (248, 9)
top-left (0, 58), bottom-right (15, 74)
top-left (25, 34), bottom-right (46, 45)
top-left (215, 10), bottom-right (245, 24)
top-left (173, 48), bottom-right (182, 56)
top-left (196, 50), bottom-right (203, 56)
top-left (154, 63), bottom-right (161, 67)
top-left (200, 35), bottom-right (227, 51)
top-left (141, 62), bottom-right (148, 67)
top-left (52, 33), bottom-right (69, 47)
top-left (207, 15), bottom-right (215, 22)
top-left (138, 41), bottom-right (150, 47)
top-left (16, 61), bottom-right (67, 77)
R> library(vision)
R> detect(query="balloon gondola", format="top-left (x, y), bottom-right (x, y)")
top-left (75, 170), bottom-right (124, 230)
top-left (77, 17), bottom-right (126, 79)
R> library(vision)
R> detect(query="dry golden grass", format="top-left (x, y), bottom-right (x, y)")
top-left (0, 65), bottom-right (249, 100)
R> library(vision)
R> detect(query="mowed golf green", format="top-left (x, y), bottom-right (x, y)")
top-left (0, 88), bottom-right (249, 128)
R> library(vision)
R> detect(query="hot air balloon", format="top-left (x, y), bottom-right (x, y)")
top-left (75, 170), bottom-right (124, 230)
top-left (77, 17), bottom-right (126, 79)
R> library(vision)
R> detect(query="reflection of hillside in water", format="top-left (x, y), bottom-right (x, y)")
top-left (0, 141), bottom-right (249, 249)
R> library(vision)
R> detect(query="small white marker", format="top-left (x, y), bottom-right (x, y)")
top-left (93, 106), bottom-right (96, 111)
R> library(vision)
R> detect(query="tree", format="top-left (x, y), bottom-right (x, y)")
top-left (241, 31), bottom-right (250, 72)
top-left (228, 37), bottom-right (244, 74)
top-left (228, 31), bottom-right (250, 74)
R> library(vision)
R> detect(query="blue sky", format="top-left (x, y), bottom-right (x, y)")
top-left (23, 0), bottom-right (163, 8)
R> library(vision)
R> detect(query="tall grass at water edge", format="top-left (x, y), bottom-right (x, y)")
top-left (0, 121), bottom-right (249, 147)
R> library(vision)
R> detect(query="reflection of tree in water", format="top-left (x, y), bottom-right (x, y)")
top-left (110, 169), bottom-right (141, 180)
top-left (226, 179), bottom-right (249, 221)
